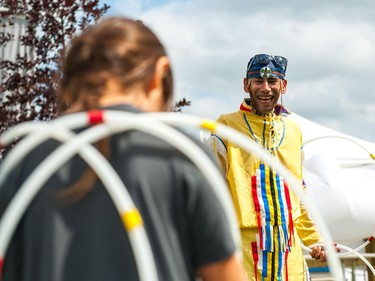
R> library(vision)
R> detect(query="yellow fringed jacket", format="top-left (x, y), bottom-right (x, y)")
top-left (208, 99), bottom-right (320, 248)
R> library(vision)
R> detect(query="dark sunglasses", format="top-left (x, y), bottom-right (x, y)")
top-left (248, 54), bottom-right (288, 71)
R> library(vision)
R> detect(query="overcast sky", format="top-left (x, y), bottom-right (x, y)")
top-left (101, 0), bottom-right (375, 142)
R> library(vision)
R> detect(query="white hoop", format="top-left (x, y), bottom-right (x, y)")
top-left (0, 111), bottom-right (344, 280)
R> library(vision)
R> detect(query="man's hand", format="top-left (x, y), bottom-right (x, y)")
top-left (309, 245), bottom-right (341, 262)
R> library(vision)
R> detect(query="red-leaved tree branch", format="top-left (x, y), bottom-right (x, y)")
top-left (0, 0), bottom-right (109, 134)
top-left (0, 1), bottom-right (191, 159)
top-left (0, 0), bottom-right (109, 158)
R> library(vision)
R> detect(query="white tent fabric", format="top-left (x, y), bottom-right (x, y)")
top-left (290, 113), bottom-right (375, 245)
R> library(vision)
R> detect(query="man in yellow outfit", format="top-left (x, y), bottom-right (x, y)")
top-left (208, 54), bottom-right (331, 280)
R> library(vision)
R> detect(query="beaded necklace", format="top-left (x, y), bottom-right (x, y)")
top-left (242, 113), bottom-right (285, 151)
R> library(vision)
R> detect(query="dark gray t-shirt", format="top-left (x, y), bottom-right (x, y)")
top-left (0, 105), bottom-right (235, 281)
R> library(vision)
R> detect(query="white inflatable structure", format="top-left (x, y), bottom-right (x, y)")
top-left (290, 113), bottom-right (375, 246)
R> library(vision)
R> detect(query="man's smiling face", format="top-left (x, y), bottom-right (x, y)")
top-left (243, 77), bottom-right (287, 115)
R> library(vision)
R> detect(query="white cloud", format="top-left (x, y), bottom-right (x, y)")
top-left (105, 0), bottom-right (375, 142)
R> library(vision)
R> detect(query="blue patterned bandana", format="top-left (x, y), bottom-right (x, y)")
top-left (246, 54), bottom-right (287, 80)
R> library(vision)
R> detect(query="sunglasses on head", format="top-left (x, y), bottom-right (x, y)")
top-left (248, 54), bottom-right (288, 71)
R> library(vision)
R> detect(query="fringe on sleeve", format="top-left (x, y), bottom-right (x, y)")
top-left (205, 135), bottom-right (228, 177)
